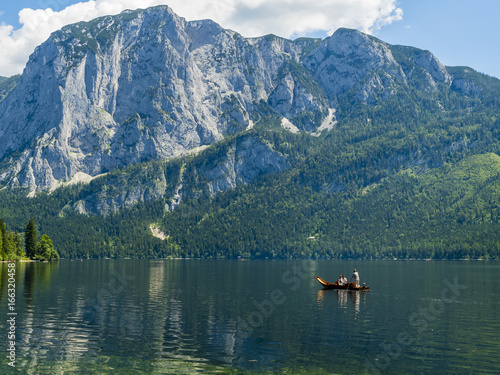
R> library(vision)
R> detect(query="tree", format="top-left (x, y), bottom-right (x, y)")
top-left (34, 235), bottom-right (59, 261)
top-left (0, 229), bottom-right (5, 260)
top-left (0, 218), bottom-right (5, 244)
top-left (0, 218), bottom-right (5, 260)
top-left (4, 232), bottom-right (18, 260)
top-left (25, 218), bottom-right (37, 259)
top-left (14, 231), bottom-right (23, 258)
top-left (0, 226), bottom-right (3, 261)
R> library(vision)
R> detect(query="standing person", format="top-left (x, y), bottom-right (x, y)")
top-left (350, 269), bottom-right (360, 288)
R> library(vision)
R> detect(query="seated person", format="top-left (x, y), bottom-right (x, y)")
top-left (337, 275), bottom-right (344, 285)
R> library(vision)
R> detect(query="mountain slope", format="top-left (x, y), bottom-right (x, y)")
top-left (0, 6), bottom-right (319, 192)
top-left (1, 5), bottom-right (500, 259)
top-left (0, 5), bottom-right (493, 195)
top-left (153, 152), bottom-right (500, 259)
top-left (2, 149), bottom-right (500, 260)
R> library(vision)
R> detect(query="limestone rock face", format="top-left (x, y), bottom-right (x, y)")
top-left (64, 134), bottom-right (288, 216)
top-left (390, 45), bottom-right (452, 91)
top-left (0, 6), bottom-right (314, 192)
top-left (302, 29), bottom-right (455, 103)
top-left (268, 60), bottom-right (329, 132)
top-left (202, 135), bottom-right (289, 195)
top-left (302, 29), bottom-right (406, 103)
top-left (0, 6), bottom-right (483, 196)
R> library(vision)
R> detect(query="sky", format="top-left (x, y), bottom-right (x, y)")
top-left (0, 0), bottom-right (499, 78)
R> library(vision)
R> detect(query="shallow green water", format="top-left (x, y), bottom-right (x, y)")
top-left (0, 259), bottom-right (499, 374)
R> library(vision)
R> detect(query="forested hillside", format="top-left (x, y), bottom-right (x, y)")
top-left (1, 6), bottom-right (500, 259)
top-left (1, 79), bottom-right (500, 259)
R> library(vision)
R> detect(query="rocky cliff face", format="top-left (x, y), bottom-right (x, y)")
top-left (0, 5), bottom-right (485, 196)
top-left (63, 134), bottom-right (288, 216)
top-left (0, 6), bottom-right (319, 192)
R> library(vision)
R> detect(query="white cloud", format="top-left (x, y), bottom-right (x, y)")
top-left (0, 0), bottom-right (402, 77)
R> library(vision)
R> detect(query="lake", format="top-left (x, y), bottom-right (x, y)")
top-left (1, 259), bottom-right (499, 374)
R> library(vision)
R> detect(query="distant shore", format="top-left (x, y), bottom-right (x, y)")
top-left (12, 257), bottom-right (497, 261)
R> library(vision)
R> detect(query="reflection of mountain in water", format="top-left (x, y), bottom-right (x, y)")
top-left (4, 260), bottom-right (492, 374)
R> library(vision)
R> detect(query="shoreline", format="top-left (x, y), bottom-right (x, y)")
top-left (6, 257), bottom-right (496, 262)
top-left (1, 259), bottom-right (50, 263)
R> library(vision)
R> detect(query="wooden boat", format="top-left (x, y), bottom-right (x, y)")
top-left (316, 276), bottom-right (370, 291)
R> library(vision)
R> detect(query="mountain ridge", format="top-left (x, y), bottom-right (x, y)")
top-left (0, 5), bottom-right (494, 196)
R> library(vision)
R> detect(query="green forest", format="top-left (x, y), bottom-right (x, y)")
top-left (0, 218), bottom-right (59, 261)
top-left (1, 69), bottom-right (500, 260)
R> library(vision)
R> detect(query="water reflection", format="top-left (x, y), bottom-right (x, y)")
top-left (23, 263), bottom-right (36, 301)
top-left (1, 260), bottom-right (499, 374)
top-left (0, 261), bottom-right (59, 303)
top-left (338, 290), bottom-right (348, 307)
top-left (317, 289), bottom-right (367, 313)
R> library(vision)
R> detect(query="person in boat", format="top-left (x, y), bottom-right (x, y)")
top-left (342, 275), bottom-right (348, 285)
top-left (337, 275), bottom-right (344, 285)
top-left (350, 269), bottom-right (360, 288)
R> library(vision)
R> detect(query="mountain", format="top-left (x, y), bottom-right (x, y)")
top-left (1, 5), bottom-right (500, 259)
top-left (0, 6), bottom-right (318, 192)
top-left (0, 5), bottom-right (486, 194)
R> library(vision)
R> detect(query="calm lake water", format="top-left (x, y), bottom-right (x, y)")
top-left (1, 259), bottom-right (499, 374)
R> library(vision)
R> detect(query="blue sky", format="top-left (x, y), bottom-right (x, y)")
top-left (0, 0), bottom-right (499, 78)
top-left (376, 0), bottom-right (500, 78)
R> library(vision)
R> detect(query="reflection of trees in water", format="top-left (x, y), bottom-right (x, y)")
top-left (23, 261), bottom-right (60, 299)
top-left (153, 261), bottom-right (240, 368)
top-left (77, 260), bottom-right (224, 372)
top-left (14, 262), bottom-right (71, 372)
top-left (19, 260), bottom-right (143, 372)
top-left (23, 263), bottom-right (35, 301)
top-left (0, 262), bottom-right (57, 304)
top-left (8, 261), bottom-right (320, 373)
top-left (0, 264), bottom-right (8, 303)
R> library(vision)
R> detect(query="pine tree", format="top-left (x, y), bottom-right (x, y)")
top-left (0, 225), bottom-right (3, 261)
top-left (34, 235), bottom-right (58, 261)
top-left (0, 219), bottom-right (5, 259)
top-left (25, 218), bottom-right (37, 259)
top-left (14, 231), bottom-right (23, 258)
top-left (4, 232), bottom-right (17, 260)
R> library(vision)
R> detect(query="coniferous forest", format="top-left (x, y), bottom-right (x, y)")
top-left (0, 217), bottom-right (59, 261)
top-left (1, 75), bottom-right (500, 260)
